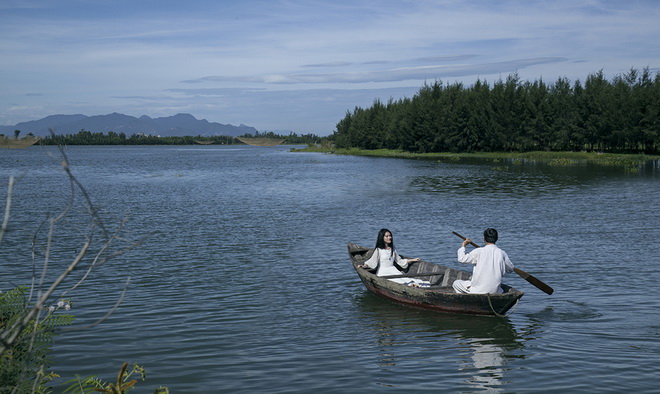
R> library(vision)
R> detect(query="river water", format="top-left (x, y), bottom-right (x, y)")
top-left (1, 145), bottom-right (659, 393)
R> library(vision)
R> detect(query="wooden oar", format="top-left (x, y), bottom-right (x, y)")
top-left (379, 272), bottom-right (444, 279)
top-left (452, 231), bottom-right (554, 295)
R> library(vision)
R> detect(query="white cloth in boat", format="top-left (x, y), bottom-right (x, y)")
top-left (453, 244), bottom-right (514, 294)
top-left (362, 248), bottom-right (430, 287)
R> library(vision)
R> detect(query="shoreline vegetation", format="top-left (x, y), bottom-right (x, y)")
top-left (291, 145), bottom-right (660, 168)
top-left (332, 68), bottom-right (659, 155)
top-left (0, 131), bottom-right (323, 147)
top-left (4, 68), bottom-right (657, 162)
top-left (236, 136), bottom-right (286, 146)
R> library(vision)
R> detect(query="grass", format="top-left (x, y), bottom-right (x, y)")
top-left (0, 136), bottom-right (40, 149)
top-left (291, 146), bottom-right (659, 168)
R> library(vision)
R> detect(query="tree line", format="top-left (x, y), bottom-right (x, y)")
top-left (34, 130), bottom-right (323, 145)
top-left (331, 68), bottom-right (659, 154)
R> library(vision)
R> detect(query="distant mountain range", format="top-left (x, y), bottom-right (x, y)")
top-left (0, 113), bottom-right (258, 138)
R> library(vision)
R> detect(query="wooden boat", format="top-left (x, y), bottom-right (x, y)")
top-left (348, 242), bottom-right (524, 316)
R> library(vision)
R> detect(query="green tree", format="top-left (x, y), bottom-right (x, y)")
top-left (330, 68), bottom-right (658, 154)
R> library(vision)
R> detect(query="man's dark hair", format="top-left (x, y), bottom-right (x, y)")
top-left (484, 228), bottom-right (498, 243)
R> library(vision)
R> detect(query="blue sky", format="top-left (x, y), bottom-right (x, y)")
top-left (1, 0), bottom-right (658, 135)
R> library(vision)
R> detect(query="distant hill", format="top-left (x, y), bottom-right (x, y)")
top-left (0, 113), bottom-right (258, 137)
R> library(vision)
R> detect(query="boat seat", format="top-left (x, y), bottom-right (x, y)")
top-left (439, 269), bottom-right (471, 287)
top-left (424, 268), bottom-right (444, 286)
top-left (440, 268), bottom-right (453, 287)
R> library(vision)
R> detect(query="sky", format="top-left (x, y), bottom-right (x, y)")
top-left (1, 0), bottom-right (659, 136)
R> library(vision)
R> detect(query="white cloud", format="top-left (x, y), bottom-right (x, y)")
top-left (183, 57), bottom-right (568, 85)
top-left (1, 0), bottom-right (659, 134)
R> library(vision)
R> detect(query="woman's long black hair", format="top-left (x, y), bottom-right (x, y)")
top-left (375, 228), bottom-right (395, 251)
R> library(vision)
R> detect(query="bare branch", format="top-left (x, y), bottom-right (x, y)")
top-left (63, 230), bottom-right (152, 297)
top-left (63, 276), bottom-right (131, 331)
top-left (53, 139), bottom-right (109, 238)
top-left (0, 238), bottom-right (91, 354)
top-left (0, 176), bottom-right (13, 242)
top-left (0, 141), bottom-right (147, 362)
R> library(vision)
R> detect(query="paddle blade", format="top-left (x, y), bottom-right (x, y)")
top-left (514, 267), bottom-right (554, 295)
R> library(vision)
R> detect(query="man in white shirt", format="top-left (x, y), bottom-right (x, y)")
top-left (453, 228), bottom-right (514, 294)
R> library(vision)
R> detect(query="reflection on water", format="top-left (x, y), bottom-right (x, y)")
top-left (457, 318), bottom-right (523, 392)
top-left (411, 159), bottom-right (657, 198)
top-left (355, 292), bottom-right (523, 391)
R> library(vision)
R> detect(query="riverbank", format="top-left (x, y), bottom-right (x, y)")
top-left (291, 146), bottom-right (660, 168)
top-left (0, 137), bottom-right (40, 149)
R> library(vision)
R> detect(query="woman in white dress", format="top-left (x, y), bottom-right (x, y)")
top-left (358, 228), bottom-right (430, 287)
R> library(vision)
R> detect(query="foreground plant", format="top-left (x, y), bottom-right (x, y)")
top-left (63, 362), bottom-right (169, 394)
top-left (0, 286), bottom-right (74, 392)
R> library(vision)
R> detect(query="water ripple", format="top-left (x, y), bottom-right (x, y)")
top-left (1, 146), bottom-right (658, 392)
